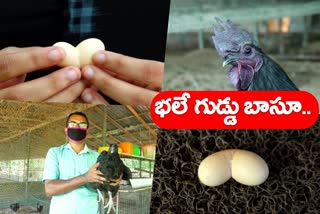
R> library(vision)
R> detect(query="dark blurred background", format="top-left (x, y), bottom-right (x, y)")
top-left (0, 0), bottom-right (170, 61)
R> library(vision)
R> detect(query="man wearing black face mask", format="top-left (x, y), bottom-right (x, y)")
top-left (43, 112), bottom-right (107, 214)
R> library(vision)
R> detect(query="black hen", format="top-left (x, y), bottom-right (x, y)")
top-left (212, 17), bottom-right (299, 91)
top-left (92, 144), bottom-right (132, 214)
top-left (9, 203), bottom-right (19, 212)
top-left (36, 203), bottom-right (43, 213)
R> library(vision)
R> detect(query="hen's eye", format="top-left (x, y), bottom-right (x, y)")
top-left (244, 47), bottom-right (252, 55)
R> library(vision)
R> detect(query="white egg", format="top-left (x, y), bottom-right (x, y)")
top-left (76, 38), bottom-right (105, 67)
top-left (53, 42), bottom-right (79, 67)
top-left (198, 150), bottom-right (233, 186)
top-left (231, 150), bottom-right (269, 186)
top-left (198, 149), bottom-right (269, 187)
top-left (53, 38), bottom-right (105, 68)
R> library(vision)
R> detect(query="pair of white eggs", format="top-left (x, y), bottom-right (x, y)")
top-left (53, 38), bottom-right (105, 67)
top-left (198, 149), bottom-right (269, 186)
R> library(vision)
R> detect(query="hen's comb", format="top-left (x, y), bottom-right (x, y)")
top-left (212, 17), bottom-right (258, 56)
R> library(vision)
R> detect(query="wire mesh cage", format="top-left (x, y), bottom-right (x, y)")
top-left (117, 187), bottom-right (152, 214)
top-left (0, 158), bottom-right (154, 214)
top-left (0, 139), bottom-right (50, 214)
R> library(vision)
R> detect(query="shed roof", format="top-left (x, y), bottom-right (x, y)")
top-left (0, 100), bottom-right (157, 160)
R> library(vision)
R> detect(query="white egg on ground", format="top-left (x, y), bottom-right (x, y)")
top-left (198, 150), bottom-right (233, 186)
top-left (198, 149), bottom-right (269, 187)
top-left (231, 150), bottom-right (269, 186)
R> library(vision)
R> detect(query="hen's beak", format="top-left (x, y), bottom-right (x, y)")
top-left (109, 144), bottom-right (118, 153)
top-left (222, 55), bottom-right (238, 67)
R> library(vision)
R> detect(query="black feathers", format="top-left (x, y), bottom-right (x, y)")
top-left (92, 144), bottom-right (132, 214)
top-left (10, 203), bottom-right (19, 212)
top-left (92, 144), bottom-right (132, 196)
top-left (249, 55), bottom-right (299, 91)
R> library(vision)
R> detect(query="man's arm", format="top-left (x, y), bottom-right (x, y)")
top-left (45, 162), bottom-right (106, 197)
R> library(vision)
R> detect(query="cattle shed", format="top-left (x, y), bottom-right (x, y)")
top-left (0, 100), bottom-right (157, 214)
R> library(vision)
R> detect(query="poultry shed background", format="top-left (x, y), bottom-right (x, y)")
top-left (0, 101), bottom-right (157, 214)
top-left (164, 0), bottom-right (320, 101)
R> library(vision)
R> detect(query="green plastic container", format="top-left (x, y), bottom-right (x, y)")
top-left (133, 144), bottom-right (141, 156)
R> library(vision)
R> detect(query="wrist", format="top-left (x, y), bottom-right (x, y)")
top-left (81, 173), bottom-right (89, 183)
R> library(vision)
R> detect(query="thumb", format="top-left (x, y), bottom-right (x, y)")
top-left (94, 162), bottom-right (100, 168)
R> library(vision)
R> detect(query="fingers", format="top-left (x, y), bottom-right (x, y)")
top-left (92, 51), bottom-right (164, 89)
top-left (94, 175), bottom-right (106, 184)
top-left (92, 162), bottom-right (100, 169)
top-left (45, 81), bottom-right (87, 103)
top-left (91, 163), bottom-right (106, 184)
top-left (84, 162), bottom-right (107, 184)
top-left (0, 67), bottom-right (81, 101)
top-left (92, 163), bottom-right (104, 177)
top-left (81, 88), bottom-right (109, 105)
top-left (84, 174), bottom-right (106, 184)
top-left (0, 74), bottom-right (26, 89)
top-left (0, 46), bottom-right (65, 81)
top-left (95, 170), bottom-right (105, 177)
top-left (0, 46), bottom-right (41, 54)
top-left (82, 66), bottom-right (158, 105)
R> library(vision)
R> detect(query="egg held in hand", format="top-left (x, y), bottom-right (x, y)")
top-left (53, 38), bottom-right (105, 67)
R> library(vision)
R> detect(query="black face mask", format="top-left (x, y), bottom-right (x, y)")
top-left (67, 128), bottom-right (87, 142)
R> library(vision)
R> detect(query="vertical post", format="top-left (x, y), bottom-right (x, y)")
top-left (116, 192), bottom-right (119, 214)
top-left (302, 16), bottom-right (311, 48)
top-left (255, 21), bottom-right (260, 44)
top-left (102, 107), bottom-right (107, 146)
top-left (149, 160), bottom-right (152, 178)
top-left (231, 0), bottom-right (236, 8)
top-left (139, 159), bottom-right (142, 178)
top-left (197, 30), bottom-right (204, 49)
top-left (279, 19), bottom-right (285, 56)
top-left (25, 133), bottom-right (31, 204)
top-left (139, 128), bottom-right (142, 178)
top-left (9, 160), bottom-right (11, 180)
top-left (217, 0), bottom-right (223, 9)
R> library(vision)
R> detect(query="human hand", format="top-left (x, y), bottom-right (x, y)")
top-left (0, 46), bottom-right (86, 102)
top-left (80, 51), bottom-right (164, 105)
top-left (83, 162), bottom-right (106, 184)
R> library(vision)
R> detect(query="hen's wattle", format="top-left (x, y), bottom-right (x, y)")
top-left (212, 17), bottom-right (299, 91)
